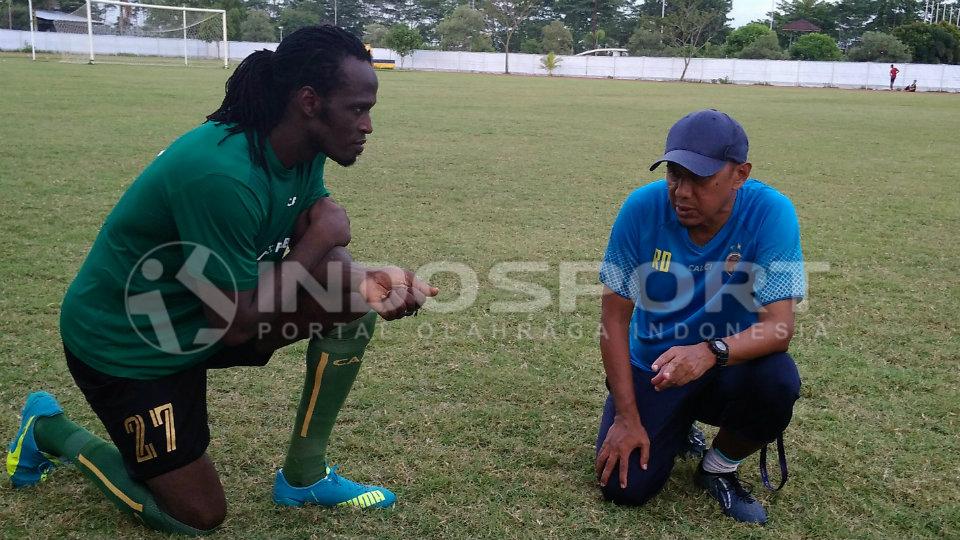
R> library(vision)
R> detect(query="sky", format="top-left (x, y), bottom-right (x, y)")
top-left (729, 0), bottom-right (777, 27)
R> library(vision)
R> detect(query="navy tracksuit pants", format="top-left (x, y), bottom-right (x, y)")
top-left (596, 352), bottom-right (801, 505)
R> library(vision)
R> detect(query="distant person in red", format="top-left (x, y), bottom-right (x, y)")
top-left (890, 65), bottom-right (900, 90)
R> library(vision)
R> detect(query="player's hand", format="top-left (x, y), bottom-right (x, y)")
top-left (650, 343), bottom-right (716, 391)
top-left (359, 266), bottom-right (439, 320)
top-left (303, 197), bottom-right (351, 248)
top-left (596, 415), bottom-right (650, 489)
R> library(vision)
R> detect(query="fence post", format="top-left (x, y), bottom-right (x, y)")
top-left (731, 58), bottom-right (736, 83)
top-left (940, 63), bottom-right (947, 92)
top-left (796, 60), bottom-right (801, 87)
top-left (865, 62), bottom-right (871, 89)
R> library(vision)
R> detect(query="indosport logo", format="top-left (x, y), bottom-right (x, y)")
top-left (124, 242), bottom-right (238, 355)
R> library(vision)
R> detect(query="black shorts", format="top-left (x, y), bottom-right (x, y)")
top-left (64, 341), bottom-right (273, 481)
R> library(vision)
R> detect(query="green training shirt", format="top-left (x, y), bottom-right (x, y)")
top-left (60, 121), bottom-right (329, 379)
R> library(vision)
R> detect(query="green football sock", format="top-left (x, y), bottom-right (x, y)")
top-left (34, 414), bottom-right (213, 536)
top-left (282, 311), bottom-right (377, 487)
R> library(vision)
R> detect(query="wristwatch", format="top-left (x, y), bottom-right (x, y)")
top-left (706, 338), bottom-right (730, 367)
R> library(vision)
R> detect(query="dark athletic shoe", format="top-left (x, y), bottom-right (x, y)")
top-left (694, 461), bottom-right (768, 524)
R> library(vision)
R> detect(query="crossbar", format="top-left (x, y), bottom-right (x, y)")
top-left (92, 0), bottom-right (224, 15)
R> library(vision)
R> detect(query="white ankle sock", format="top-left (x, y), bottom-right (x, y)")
top-left (702, 447), bottom-right (742, 474)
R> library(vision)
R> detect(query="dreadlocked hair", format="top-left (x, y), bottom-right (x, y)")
top-left (206, 25), bottom-right (372, 171)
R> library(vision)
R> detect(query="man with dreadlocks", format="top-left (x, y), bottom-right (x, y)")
top-left (7, 25), bottom-right (436, 535)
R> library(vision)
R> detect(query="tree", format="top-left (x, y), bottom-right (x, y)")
top-left (739, 32), bottom-right (786, 58)
top-left (835, 0), bottom-right (922, 45)
top-left (485, 0), bottom-right (544, 73)
top-left (278, 6), bottom-right (321, 35)
top-left (7, 2), bottom-right (29, 30)
top-left (846, 31), bottom-right (911, 62)
top-left (410, 0), bottom-right (461, 43)
top-left (774, 0), bottom-right (837, 35)
top-left (789, 32), bottom-right (842, 60)
top-left (636, 0), bottom-right (732, 47)
top-left (437, 5), bottom-right (493, 51)
top-left (363, 23), bottom-right (390, 47)
top-left (240, 10), bottom-right (275, 42)
top-left (520, 38), bottom-right (541, 53)
top-left (225, 7), bottom-right (246, 41)
top-left (544, 0), bottom-right (630, 51)
top-left (700, 42), bottom-right (727, 57)
top-left (273, 0), bottom-right (365, 37)
top-left (327, 0), bottom-right (369, 37)
top-left (385, 23), bottom-right (423, 67)
top-left (541, 20), bottom-right (573, 54)
top-left (540, 50), bottom-right (562, 74)
top-left (245, 0), bottom-right (278, 19)
top-left (661, 0), bottom-right (720, 80)
top-left (893, 21), bottom-right (960, 64)
top-left (863, 0), bottom-right (922, 34)
top-left (582, 28), bottom-right (607, 49)
top-left (627, 16), bottom-right (667, 56)
top-left (724, 22), bottom-right (774, 56)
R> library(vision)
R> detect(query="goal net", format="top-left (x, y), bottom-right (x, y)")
top-left (53, 0), bottom-right (228, 67)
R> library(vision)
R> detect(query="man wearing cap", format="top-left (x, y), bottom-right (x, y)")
top-left (594, 109), bottom-right (805, 524)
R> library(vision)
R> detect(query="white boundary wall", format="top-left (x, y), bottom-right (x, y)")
top-left (388, 49), bottom-right (960, 92)
top-left (3, 29), bottom-right (959, 92)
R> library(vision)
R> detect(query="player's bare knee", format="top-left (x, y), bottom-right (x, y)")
top-left (161, 489), bottom-right (226, 531)
top-left (189, 500), bottom-right (227, 531)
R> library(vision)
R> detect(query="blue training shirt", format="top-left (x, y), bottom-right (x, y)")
top-left (600, 179), bottom-right (806, 372)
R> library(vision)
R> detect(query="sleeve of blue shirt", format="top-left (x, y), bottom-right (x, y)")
top-left (599, 185), bottom-right (656, 303)
top-left (753, 192), bottom-right (806, 306)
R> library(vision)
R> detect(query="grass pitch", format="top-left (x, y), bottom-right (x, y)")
top-left (1, 54), bottom-right (958, 538)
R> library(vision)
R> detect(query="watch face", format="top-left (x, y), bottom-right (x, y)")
top-left (714, 340), bottom-right (728, 353)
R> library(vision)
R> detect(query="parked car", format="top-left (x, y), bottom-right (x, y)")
top-left (575, 48), bottom-right (629, 57)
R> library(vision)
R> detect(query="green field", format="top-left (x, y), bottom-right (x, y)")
top-left (1, 54), bottom-right (958, 538)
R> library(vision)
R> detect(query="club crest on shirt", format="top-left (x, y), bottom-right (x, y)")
top-left (724, 244), bottom-right (742, 275)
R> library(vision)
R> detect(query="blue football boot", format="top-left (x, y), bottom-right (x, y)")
top-left (273, 465), bottom-right (396, 509)
top-left (7, 391), bottom-right (65, 488)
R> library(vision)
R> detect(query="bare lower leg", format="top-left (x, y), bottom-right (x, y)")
top-left (712, 428), bottom-right (764, 461)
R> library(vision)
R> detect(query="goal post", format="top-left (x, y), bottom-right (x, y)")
top-left (54, 0), bottom-right (228, 68)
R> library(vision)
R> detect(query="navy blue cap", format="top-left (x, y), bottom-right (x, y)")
top-left (649, 109), bottom-right (749, 177)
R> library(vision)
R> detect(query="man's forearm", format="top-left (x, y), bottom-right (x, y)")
top-left (302, 246), bottom-right (369, 292)
top-left (601, 349), bottom-right (641, 424)
top-left (725, 319), bottom-right (794, 365)
top-left (231, 235), bottom-right (368, 334)
top-left (600, 315), bottom-right (641, 424)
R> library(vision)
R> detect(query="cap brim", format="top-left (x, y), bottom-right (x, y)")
top-left (649, 149), bottom-right (727, 177)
